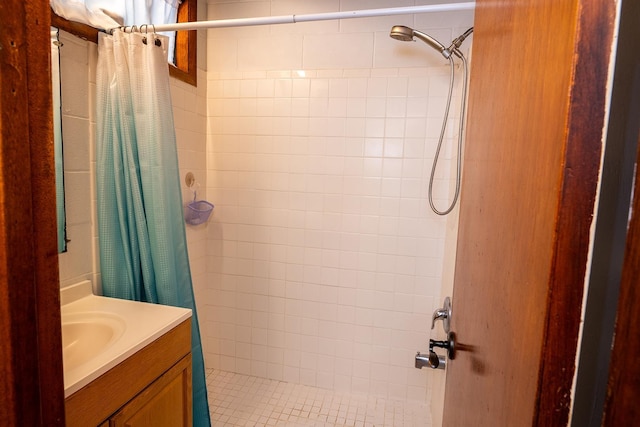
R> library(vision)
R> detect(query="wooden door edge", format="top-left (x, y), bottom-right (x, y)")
top-left (534, 0), bottom-right (617, 425)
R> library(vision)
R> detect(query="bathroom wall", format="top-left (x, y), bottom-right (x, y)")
top-left (174, 0), bottom-right (210, 316)
top-left (57, 31), bottom-right (98, 289)
top-left (57, 0), bottom-right (210, 303)
top-left (203, 0), bottom-right (473, 402)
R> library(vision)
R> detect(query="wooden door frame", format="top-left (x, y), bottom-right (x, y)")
top-left (603, 129), bottom-right (640, 424)
top-left (602, 1), bottom-right (640, 417)
top-left (0, 0), bottom-right (66, 425)
top-left (571, 0), bottom-right (640, 424)
top-left (603, 131), bottom-right (640, 422)
top-left (534, 0), bottom-right (616, 423)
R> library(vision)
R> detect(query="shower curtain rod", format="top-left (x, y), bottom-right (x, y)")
top-left (114, 2), bottom-right (475, 33)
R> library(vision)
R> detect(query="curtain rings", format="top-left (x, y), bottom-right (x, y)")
top-left (140, 24), bottom-right (157, 34)
top-left (142, 24), bottom-right (162, 47)
top-left (109, 23), bottom-right (160, 47)
top-left (108, 26), bottom-right (124, 35)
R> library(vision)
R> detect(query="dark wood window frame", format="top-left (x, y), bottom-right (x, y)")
top-left (50, 0), bottom-right (197, 86)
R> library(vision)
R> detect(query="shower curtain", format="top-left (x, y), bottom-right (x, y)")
top-left (95, 30), bottom-right (210, 426)
top-left (51, 28), bottom-right (66, 253)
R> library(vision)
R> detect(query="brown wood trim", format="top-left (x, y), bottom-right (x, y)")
top-left (0, 4), bottom-right (41, 425)
top-left (65, 319), bottom-right (191, 426)
top-left (51, 0), bottom-right (197, 87)
top-left (0, 0), bottom-right (65, 425)
top-left (51, 11), bottom-right (98, 43)
top-left (602, 1), bottom-right (640, 420)
top-left (170, 0), bottom-right (197, 86)
top-left (28, 1), bottom-right (68, 424)
top-left (603, 133), bottom-right (640, 424)
top-left (534, 0), bottom-right (617, 425)
top-left (571, 0), bottom-right (640, 422)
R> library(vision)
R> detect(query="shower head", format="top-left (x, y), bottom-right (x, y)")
top-left (389, 25), bottom-right (415, 42)
top-left (389, 25), bottom-right (451, 59)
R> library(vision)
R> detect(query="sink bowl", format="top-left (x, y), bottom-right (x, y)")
top-left (61, 312), bottom-right (125, 371)
top-left (60, 281), bottom-right (192, 397)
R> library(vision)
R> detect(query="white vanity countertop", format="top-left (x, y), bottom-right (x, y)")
top-left (61, 280), bottom-right (191, 398)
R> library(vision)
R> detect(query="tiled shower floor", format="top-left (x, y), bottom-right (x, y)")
top-left (206, 369), bottom-right (431, 427)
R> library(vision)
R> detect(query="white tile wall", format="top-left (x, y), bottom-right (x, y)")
top-left (174, 69), bottom-right (210, 318)
top-left (204, 0), bottom-right (473, 404)
top-left (57, 31), bottom-right (99, 290)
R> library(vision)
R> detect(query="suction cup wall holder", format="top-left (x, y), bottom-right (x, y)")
top-left (184, 172), bottom-right (213, 226)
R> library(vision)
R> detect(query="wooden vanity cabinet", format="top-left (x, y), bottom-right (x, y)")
top-left (66, 319), bottom-right (192, 426)
top-left (105, 355), bottom-right (191, 427)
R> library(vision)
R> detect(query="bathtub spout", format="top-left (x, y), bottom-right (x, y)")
top-left (415, 351), bottom-right (446, 370)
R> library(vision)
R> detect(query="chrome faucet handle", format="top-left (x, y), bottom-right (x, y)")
top-left (431, 308), bottom-right (448, 329)
top-left (431, 297), bottom-right (452, 333)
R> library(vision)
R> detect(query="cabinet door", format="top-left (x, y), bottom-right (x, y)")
top-left (110, 355), bottom-right (192, 427)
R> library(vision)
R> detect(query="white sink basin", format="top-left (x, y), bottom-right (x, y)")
top-left (60, 280), bottom-right (191, 398)
top-left (61, 312), bottom-right (125, 371)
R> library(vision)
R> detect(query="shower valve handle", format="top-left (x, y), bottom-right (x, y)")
top-left (431, 308), bottom-right (448, 329)
top-left (429, 332), bottom-right (456, 360)
top-left (431, 297), bottom-right (452, 333)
